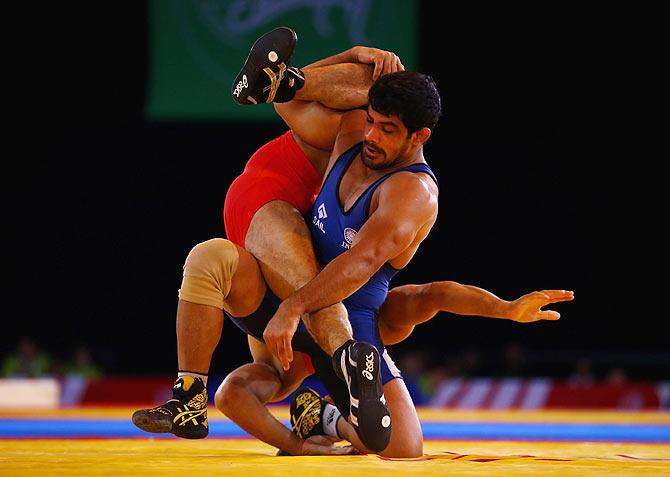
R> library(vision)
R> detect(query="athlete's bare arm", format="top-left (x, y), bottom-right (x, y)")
top-left (379, 284), bottom-right (575, 345)
top-left (265, 167), bottom-right (438, 368)
top-left (215, 337), bottom-right (355, 456)
top-left (274, 47), bottom-right (404, 151)
top-left (302, 46), bottom-right (403, 79)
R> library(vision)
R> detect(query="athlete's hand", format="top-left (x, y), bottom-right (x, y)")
top-left (264, 301), bottom-right (301, 370)
top-left (507, 290), bottom-right (574, 323)
top-left (353, 46), bottom-right (404, 80)
top-left (298, 435), bottom-right (358, 456)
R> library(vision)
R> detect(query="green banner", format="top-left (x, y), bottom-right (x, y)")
top-left (147, 0), bottom-right (417, 121)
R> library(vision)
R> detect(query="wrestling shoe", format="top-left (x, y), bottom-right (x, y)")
top-left (290, 386), bottom-right (327, 439)
top-left (231, 26), bottom-right (304, 105)
top-left (131, 376), bottom-right (208, 439)
top-left (276, 386), bottom-right (337, 456)
top-left (333, 340), bottom-right (391, 452)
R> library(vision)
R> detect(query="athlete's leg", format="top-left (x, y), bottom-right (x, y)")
top-left (246, 201), bottom-right (393, 451)
top-left (245, 200), bottom-right (352, 356)
top-left (334, 378), bottom-right (423, 457)
top-left (296, 63), bottom-right (372, 109)
top-left (132, 238), bottom-right (266, 439)
top-left (177, 238), bottom-right (266, 374)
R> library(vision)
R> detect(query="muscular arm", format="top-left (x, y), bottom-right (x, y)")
top-left (273, 65), bottom-right (370, 151)
top-left (379, 283), bottom-right (575, 345)
top-left (215, 338), bottom-right (353, 456)
top-left (274, 47), bottom-right (404, 150)
top-left (302, 46), bottom-right (404, 80)
top-left (263, 173), bottom-right (436, 369)
top-left (289, 174), bottom-right (436, 316)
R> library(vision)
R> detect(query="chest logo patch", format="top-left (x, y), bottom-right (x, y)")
top-left (342, 227), bottom-right (358, 249)
top-left (318, 203), bottom-right (328, 219)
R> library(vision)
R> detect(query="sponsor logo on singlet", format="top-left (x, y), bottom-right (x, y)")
top-left (313, 203), bottom-right (327, 233)
top-left (318, 203), bottom-right (328, 219)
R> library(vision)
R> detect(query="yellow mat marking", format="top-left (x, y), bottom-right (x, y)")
top-left (1, 407), bottom-right (668, 476)
top-left (0, 439), bottom-right (668, 476)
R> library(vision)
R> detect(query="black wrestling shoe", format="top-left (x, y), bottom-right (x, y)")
top-left (132, 376), bottom-right (208, 439)
top-left (231, 26), bottom-right (302, 105)
top-left (276, 386), bottom-right (331, 456)
top-left (290, 386), bottom-right (326, 439)
top-left (333, 340), bottom-right (391, 452)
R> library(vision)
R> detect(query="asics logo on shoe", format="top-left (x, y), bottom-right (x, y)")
top-left (326, 408), bottom-right (336, 425)
top-left (362, 352), bottom-right (375, 380)
top-left (233, 75), bottom-right (248, 97)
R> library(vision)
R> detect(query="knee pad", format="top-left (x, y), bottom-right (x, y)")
top-left (178, 238), bottom-right (239, 310)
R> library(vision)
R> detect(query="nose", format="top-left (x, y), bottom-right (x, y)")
top-left (365, 124), bottom-right (381, 143)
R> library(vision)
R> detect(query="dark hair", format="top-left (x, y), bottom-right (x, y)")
top-left (368, 71), bottom-right (442, 133)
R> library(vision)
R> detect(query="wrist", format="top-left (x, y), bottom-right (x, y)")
top-left (348, 46), bottom-right (361, 62)
top-left (282, 295), bottom-right (306, 319)
top-left (288, 435), bottom-right (305, 456)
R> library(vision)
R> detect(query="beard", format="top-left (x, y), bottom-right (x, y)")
top-left (362, 141), bottom-right (391, 170)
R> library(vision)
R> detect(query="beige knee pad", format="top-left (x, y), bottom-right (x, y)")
top-left (178, 238), bottom-right (239, 310)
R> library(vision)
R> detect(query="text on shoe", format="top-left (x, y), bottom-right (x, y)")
top-left (233, 75), bottom-right (248, 97)
top-left (362, 352), bottom-right (375, 380)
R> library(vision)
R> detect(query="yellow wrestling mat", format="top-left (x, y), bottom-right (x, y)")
top-left (1, 407), bottom-right (669, 476)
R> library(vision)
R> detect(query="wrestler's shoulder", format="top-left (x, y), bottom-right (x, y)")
top-left (380, 169), bottom-right (439, 199)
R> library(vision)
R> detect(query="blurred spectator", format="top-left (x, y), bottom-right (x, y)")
top-left (568, 357), bottom-right (595, 387)
top-left (397, 350), bottom-right (430, 404)
top-left (501, 342), bottom-right (527, 376)
top-left (67, 346), bottom-right (103, 379)
top-left (605, 367), bottom-right (628, 385)
top-left (1, 337), bottom-right (52, 377)
top-left (460, 347), bottom-right (484, 377)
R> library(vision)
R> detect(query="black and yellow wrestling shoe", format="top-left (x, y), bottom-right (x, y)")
top-left (132, 376), bottom-right (208, 439)
top-left (231, 26), bottom-right (304, 105)
top-left (290, 386), bottom-right (326, 439)
top-left (275, 386), bottom-right (328, 456)
top-left (333, 340), bottom-right (391, 453)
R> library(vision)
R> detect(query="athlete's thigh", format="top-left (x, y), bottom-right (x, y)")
top-left (382, 378), bottom-right (423, 456)
top-left (224, 242), bottom-right (267, 317)
top-left (245, 200), bottom-right (321, 299)
top-left (248, 336), bottom-right (311, 402)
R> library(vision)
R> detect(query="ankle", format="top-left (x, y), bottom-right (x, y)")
top-left (332, 339), bottom-right (356, 380)
top-left (178, 371), bottom-right (208, 386)
top-left (273, 67), bottom-right (305, 103)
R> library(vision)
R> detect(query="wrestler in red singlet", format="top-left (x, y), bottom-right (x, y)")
top-left (223, 130), bottom-right (321, 246)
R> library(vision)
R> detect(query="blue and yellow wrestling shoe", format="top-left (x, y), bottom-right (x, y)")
top-left (231, 26), bottom-right (304, 105)
top-left (131, 376), bottom-right (208, 439)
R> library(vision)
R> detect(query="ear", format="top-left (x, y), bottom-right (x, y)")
top-left (411, 127), bottom-right (432, 146)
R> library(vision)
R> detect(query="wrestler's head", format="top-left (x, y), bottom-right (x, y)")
top-left (363, 71), bottom-right (442, 170)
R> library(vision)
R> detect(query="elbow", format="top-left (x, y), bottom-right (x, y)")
top-left (427, 281), bottom-right (461, 297)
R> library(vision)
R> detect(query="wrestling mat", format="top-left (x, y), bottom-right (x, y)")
top-left (1, 407), bottom-right (668, 476)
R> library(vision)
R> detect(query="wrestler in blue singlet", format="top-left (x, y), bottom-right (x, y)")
top-left (309, 142), bottom-right (438, 384)
top-left (227, 141), bottom-right (437, 409)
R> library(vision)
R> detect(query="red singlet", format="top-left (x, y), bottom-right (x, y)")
top-left (223, 130), bottom-right (322, 246)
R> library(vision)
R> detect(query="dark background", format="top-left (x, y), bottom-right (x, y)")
top-left (8, 4), bottom-right (662, 380)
